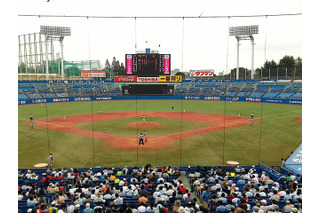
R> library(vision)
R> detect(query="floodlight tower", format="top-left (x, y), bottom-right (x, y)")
top-left (229, 25), bottom-right (259, 80)
top-left (40, 26), bottom-right (71, 81)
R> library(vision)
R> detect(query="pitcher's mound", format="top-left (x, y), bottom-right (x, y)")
top-left (126, 122), bottom-right (162, 128)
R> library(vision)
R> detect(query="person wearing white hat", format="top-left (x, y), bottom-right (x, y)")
top-left (83, 203), bottom-right (93, 213)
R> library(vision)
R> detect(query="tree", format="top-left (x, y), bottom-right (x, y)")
top-left (295, 57), bottom-right (302, 79)
top-left (260, 60), bottom-right (278, 79)
top-left (175, 72), bottom-right (186, 80)
top-left (278, 55), bottom-right (296, 78)
top-left (105, 59), bottom-right (111, 72)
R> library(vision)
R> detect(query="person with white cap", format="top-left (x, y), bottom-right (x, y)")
top-left (83, 203), bottom-right (94, 213)
top-left (138, 202), bottom-right (147, 213)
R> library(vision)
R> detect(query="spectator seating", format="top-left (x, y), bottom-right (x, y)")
top-left (18, 165), bottom-right (302, 213)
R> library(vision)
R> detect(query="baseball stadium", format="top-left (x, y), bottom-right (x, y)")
top-left (17, 1), bottom-right (303, 213)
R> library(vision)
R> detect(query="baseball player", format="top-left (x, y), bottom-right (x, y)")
top-left (63, 114), bottom-right (66, 121)
top-left (172, 105), bottom-right (174, 110)
top-left (139, 133), bottom-right (144, 145)
top-left (183, 107), bottom-right (186, 113)
top-left (142, 115), bottom-right (146, 123)
top-left (238, 111), bottom-right (241, 118)
top-left (47, 153), bottom-right (53, 167)
top-left (99, 107), bottom-right (102, 113)
top-left (144, 130), bottom-right (148, 143)
top-left (251, 112), bottom-right (254, 125)
top-left (30, 114), bottom-right (34, 128)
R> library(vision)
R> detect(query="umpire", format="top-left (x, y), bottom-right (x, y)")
top-left (139, 133), bottom-right (144, 145)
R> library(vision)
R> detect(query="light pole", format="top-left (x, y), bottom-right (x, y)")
top-left (229, 25), bottom-right (259, 80)
top-left (40, 25), bottom-right (71, 81)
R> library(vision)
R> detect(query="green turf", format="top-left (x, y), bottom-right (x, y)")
top-left (75, 116), bottom-right (211, 136)
top-left (18, 100), bottom-right (302, 168)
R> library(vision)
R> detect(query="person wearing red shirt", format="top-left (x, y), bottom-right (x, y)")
top-left (179, 184), bottom-right (187, 194)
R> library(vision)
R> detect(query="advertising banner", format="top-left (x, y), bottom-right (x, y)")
top-left (159, 75), bottom-right (182, 83)
top-left (137, 77), bottom-right (159, 82)
top-left (126, 54), bottom-right (133, 74)
top-left (163, 55), bottom-right (170, 74)
top-left (81, 71), bottom-right (106, 78)
top-left (190, 71), bottom-right (214, 77)
top-left (114, 76), bottom-right (137, 82)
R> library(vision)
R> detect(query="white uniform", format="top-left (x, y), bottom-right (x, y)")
top-left (47, 154), bottom-right (53, 167)
top-left (144, 131), bottom-right (148, 142)
top-left (251, 113), bottom-right (254, 124)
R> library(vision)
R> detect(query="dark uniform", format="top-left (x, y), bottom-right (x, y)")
top-left (139, 133), bottom-right (144, 145)
top-left (30, 115), bottom-right (34, 128)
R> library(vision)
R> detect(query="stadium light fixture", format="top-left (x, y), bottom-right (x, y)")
top-left (40, 25), bottom-right (71, 81)
top-left (229, 25), bottom-right (259, 80)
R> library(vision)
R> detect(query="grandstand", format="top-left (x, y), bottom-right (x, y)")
top-left (18, 80), bottom-right (302, 103)
top-left (18, 164), bottom-right (302, 213)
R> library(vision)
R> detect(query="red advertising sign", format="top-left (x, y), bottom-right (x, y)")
top-left (137, 77), bottom-right (159, 83)
top-left (190, 71), bottom-right (214, 77)
top-left (114, 76), bottom-right (137, 82)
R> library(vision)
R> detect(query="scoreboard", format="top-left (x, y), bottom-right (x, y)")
top-left (126, 54), bottom-right (171, 77)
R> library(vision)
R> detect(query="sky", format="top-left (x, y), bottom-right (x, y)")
top-left (17, 0), bottom-right (302, 73)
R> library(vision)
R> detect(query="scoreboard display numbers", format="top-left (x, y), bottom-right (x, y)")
top-left (126, 54), bottom-right (171, 77)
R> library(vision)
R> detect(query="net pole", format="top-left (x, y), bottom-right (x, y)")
top-left (91, 99), bottom-right (95, 167)
top-left (45, 103), bottom-right (50, 155)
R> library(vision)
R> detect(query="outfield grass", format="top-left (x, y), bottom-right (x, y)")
top-left (18, 100), bottom-right (302, 168)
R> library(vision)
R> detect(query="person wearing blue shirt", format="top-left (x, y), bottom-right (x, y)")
top-left (216, 200), bottom-right (228, 213)
top-left (200, 186), bottom-right (211, 209)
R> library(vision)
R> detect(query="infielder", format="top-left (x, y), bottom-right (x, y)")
top-left (251, 112), bottom-right (254, 125)
top-left (144, 130), bottom-right (148, 143)
top-left (172, 105), bottom-right (174, 110)
top-left (238, 111), bottom-right (241, 118)
top-left (99, 107), bottom-right (102, 113)
top-left (183, 107), bottom-right (186, 113)
top-left (139, 133), bottom-right (144, 145)
top-left (63, 114), bottom-right (66, 121)
top-left (47, 153), bottom-right (53, 167)
top-left (30, 114), bottom-right (34, 128)
top-left (142, 115), bottom-right (146, 123)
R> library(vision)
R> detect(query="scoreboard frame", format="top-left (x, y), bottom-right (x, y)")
top-left (125, 53), bottom-right (171, 77)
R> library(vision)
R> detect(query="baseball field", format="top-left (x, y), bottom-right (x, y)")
top-left (18, 99), bottom-right (302, 168)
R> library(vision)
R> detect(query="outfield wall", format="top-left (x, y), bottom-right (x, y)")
top-left (18, 95), bottom-right (302, 105)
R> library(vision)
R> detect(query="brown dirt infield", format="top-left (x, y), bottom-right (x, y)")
top-left (27, 112), bottom-right (258, 149)
top-left (292, 118), bottom-right (302, 123)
